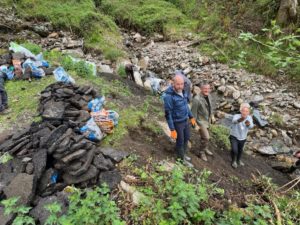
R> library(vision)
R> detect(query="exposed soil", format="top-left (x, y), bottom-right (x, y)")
top-left (110, 74), bottom-right (292, 206)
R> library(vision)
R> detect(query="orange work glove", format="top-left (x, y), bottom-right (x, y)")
top-left (190, 118), bottom-right (196, 128)
top-left (170, 130), bottom-right (177, 139)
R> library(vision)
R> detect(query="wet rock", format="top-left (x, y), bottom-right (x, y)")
top-left (4, 173), bottom-right (35, 205)
top-left (99, 170), bottom-right (122, 190)
top-left (101, 148), bottom-right (129, 163)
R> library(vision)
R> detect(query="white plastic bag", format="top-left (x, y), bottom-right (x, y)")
top-left (9, 42), bottom-right (36, 59)
top-left (53, 67), bottom-right (75, 84)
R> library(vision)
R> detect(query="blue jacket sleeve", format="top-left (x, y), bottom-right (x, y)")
top-left (164, 94), bottom-right (175, 130)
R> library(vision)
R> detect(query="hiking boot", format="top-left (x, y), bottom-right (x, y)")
top-left (176, 147), bottom-right (185, 161)
top-left (200, 152), bottom-right (208, 162)
top-left (237, 160), bottom-right (245, 166)
top-left (182, 160), bottom-right (194, 168)
top-left (185, 155), bottom-right (191, 161)
top-left (205, 149), bottom-right (213, 156)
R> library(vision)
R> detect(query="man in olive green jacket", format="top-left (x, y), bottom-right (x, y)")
top-left (191, 82), bottom-right (214, 161)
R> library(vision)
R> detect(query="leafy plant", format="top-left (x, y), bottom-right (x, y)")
top-left (45, 185), bottom-right (125, 225)
top-left (1, 197), bottom-right (35, 225)
top-left (0, 152), bottom-right (13, 164)
top-left (239, 21), bottom-right (300, 71)
top-left (210, 124), bottom-right (230, 150)
top-left (129, 164), bottom-right (222, 224)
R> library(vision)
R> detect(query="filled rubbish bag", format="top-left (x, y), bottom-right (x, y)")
top-left (23, 59), bottom-right (45, 78)
top-left (88, 96), bottom-right (105, 112)
top-left (91, 109), bottom-right (119, 134)
top-left (9, 42), bottom-right (36, 59)
top-left (36, 53), bottom-right (50, 68)
top-left (53, 67), bottom-right (75, 84)
top-left (0, 65), bottom-right (14, 80)
top-left (79, 118), bottom-right (104, 142)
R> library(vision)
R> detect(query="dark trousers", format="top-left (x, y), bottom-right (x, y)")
top-left (0, 78), bottom-right (8, 111)
top-left (174, 120), bottom-right (190, 148)
top-left (229, 135), bottom-right (246, 162)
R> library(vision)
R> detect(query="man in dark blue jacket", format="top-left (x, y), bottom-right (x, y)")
top-left (164, 75), bottom-right (196, 165)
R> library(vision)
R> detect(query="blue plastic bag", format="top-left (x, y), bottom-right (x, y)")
top-left (79, 118), bottom-right (104, 142)
top-left (23, 59), bottom-right (45, 78)
top-left (53, 67), bottom-right (75, 84)
top-left (0, 65), bottom-right (14, 80)
top-left (107, 110), bottom-right (119, 126)
top-left (88, 97), bottom-right (105, 112)
top-left (36, 53), bottom-right (49, 68)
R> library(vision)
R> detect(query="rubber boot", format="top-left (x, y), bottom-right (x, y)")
top-left (176, 146), bottom-right (185, 161)
top-left (231, 155), bottom-right (238, 169)
top-left (237, 150), bottom-right (244, 166)
top-left (183, 142), bottom-right (191, 161)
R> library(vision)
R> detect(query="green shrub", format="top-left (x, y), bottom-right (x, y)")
top-left (14, 0), bottom-right (124, 59)
top-left (130, 164), bottom-right (221, 224)
top-left (210, 124), bottom-right (230, 150)
top-left (45, 185), bottom-right (125, 225)
top-left (117, 65), bottom-right (127, 78)
top-left (20, 42), bottom-right (42, 55)
top-left (101, 0), bottom-right (196, 37)
top-left (1, 197), bottom-right (35, 225)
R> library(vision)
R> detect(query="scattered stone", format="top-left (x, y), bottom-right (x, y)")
top-left (133, 33), bottom-right (142, 42)
top-left (4, 173), bottom-right (35, 205)
top-left (282, 131), bottom-right (293, 147)
top-left (293, 102), bottom-right (300, 109)
top-left (101, 148), bottom-right (129, 163)
top-left (26, 162), bottom-right (34, 175)
top-left (99, 170), bottom-right (122, 189)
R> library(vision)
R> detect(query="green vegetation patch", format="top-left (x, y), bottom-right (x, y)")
top-left (12, 0), bottom-right (123, 60)
top-left (101, 0), bottom-right (196, 38)
top-left (210, 124), bottom-right (230, 150)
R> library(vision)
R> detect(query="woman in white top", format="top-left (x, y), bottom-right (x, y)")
top-left (229, 103), bottom-right (254, 168)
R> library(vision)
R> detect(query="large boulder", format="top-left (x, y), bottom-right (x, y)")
top-left (3, 173), bottom-right (35, 205)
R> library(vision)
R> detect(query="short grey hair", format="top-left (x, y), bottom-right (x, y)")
top-left (240, 103), bottom-right (251, 111)
top-left (200, 81), bottom-right (210, 88)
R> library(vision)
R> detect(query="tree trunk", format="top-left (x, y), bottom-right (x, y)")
top-left (276, 0), bottom-right (298, 26)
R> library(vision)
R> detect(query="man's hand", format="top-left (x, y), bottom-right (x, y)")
top-left (245, 120), bottom-right (250, 126)
top-left (170, 130), bottom-right (177, 139)
top-left (190, 118), bottom-right (196, 128)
